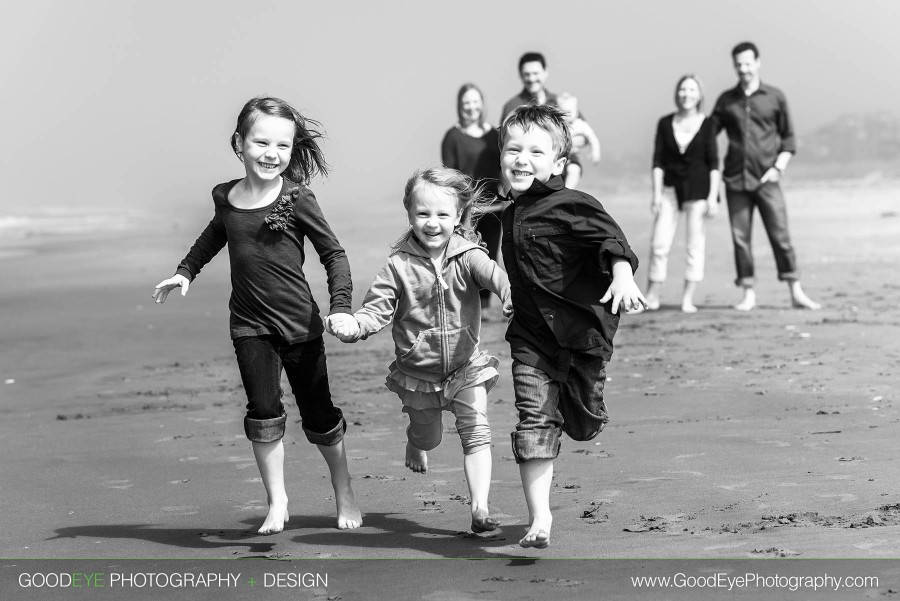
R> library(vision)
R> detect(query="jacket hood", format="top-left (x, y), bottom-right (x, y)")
top-left (393, 231), bottom-right (485, 260)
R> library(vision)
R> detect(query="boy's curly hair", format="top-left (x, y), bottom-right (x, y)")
top-left (500, 103), bottom-right (573, 159)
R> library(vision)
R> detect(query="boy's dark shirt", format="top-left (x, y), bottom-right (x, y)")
top-left (501, 175), bottom-right (638, 381)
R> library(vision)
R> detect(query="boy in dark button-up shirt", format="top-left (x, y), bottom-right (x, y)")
top-left (499, 104), bottom-right (646, 549)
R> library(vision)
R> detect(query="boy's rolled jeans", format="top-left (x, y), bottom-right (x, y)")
top-left (510, 354), bottom-right (608, 462)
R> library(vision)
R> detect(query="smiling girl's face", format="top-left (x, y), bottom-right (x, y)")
top-left (235, 114), bottom-right (295, 183)
top-left (407, 183), bottom-right (461, 259)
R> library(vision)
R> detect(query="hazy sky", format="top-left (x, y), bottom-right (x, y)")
top-left (2, 0), bottom-right (898, 213)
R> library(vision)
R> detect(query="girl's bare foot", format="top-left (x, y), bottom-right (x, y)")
top-left (405, 442), bottom-right (428, 473)
top-left (334, 483), bottom-right (362, 529)
top-left (258, 496), bottom-right (289, 535)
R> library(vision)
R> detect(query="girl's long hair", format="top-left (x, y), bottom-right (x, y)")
top-left (231, 96), bottom-right (329, 184)
top-left (398, 166), bottom-right (496, 249)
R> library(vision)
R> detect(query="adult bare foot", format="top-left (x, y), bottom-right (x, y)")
top-left (790, 284), bottom-right (821, 310)
top-left (734, 288), bottom-right (756, 311)
top-left (258, 496), bottom-right (289, 535)
top-left (405, 442), bottom-right (428, 473)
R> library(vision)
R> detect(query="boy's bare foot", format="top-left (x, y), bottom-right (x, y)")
top-left (334, 483), bottom-right (362, 529)
top-left (258, 496), bottom-right (289, 535)
top-left (471, 508), bottom-right (500, 533)
top-left (405, 442), bottom-right (428, 473)
top-left (734, 288), bottom-right (756, 311)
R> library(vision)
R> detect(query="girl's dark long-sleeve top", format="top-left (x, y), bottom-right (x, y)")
top-left (175, 178), bottom-right (352, 343)
top-left (652, 114), bottom-right (719, 207)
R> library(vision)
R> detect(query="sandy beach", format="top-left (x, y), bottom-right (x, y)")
top-left (1, 180), bottom-right (899, 599)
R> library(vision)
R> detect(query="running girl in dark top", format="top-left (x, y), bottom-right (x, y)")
top-left (152, 96), bottom-right (362, 535)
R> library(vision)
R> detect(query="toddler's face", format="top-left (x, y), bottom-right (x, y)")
top-left (235, 115), bottom-right (294, 182)
top-left (407, 183), bottom-right (461, 259)
top-left (501, 124), bottom-right (566, 196)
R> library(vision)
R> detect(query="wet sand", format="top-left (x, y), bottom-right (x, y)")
top-left (1, 181), bottom-right (899, 598)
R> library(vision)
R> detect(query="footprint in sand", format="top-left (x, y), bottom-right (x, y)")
top-left (673, 453), bottom-right (706, 460)
top-left (820, 493), bottom-right (858, 502)
top-left (160, 505), bottom-right (199, 515)
top-left (104, 480), bottom-right (132, 490)
top-left (664, 470), bottom-right (705, 477)
top-left (718, 483), bottom-right (748, 491)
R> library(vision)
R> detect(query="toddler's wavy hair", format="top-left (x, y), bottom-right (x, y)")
top-left (231, 96), bottom-right (329, 184)
top-left (400, 166), bottom-right (496, 247)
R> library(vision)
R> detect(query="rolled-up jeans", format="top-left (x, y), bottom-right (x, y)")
top-left (726, 183), bottom-right (799, 287)
top-left (233, 335), bottom-right (346, 445)
top-left (510, 356), bottom-right (608, 463)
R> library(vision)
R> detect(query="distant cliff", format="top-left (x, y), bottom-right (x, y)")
top-left (799, 112), bottom-right (900, 163)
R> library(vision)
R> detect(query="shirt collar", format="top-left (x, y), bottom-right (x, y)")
top-left (505, 174), bottom-right (565, 202)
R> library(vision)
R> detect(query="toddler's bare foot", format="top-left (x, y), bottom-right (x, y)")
top-left (334, 483), bottom-right (362, 529)
top-left (258, 496), bottom-right (289, 535)
top-left (681, 300), bottom-right (698, 313)
top-left (471, 508), bottom-right (500, 533)
top-left (734, 288), bottom-right (756, 311)
top-left (645, 295), bottom-right (660, 311)
top-left (405, 442), bottom-right (428, 473)
top-left (519, 519), bottom-right (552, 549)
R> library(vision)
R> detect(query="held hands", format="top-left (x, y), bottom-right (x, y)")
top-left (600, 261), bottom-right (649, 315)
top-left (325, 313), bottom-right (361, 343)
top-left (152, 274), bottom-right (190, 304)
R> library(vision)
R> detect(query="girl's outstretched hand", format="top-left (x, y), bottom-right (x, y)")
top-left (325, 313), bottom-right (360, 342)
top-left (153, 274), bottom-right (190, 304)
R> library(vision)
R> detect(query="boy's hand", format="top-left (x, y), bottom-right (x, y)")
top-left (153, 274), bottom-right (190, 304)
top-left (325, 313), bottom-right (361, 342)
top-left (600, 261), bottom-right (649, 314)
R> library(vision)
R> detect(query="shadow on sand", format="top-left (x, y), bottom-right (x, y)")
top-left (49, 514), bottom-right (533, 561)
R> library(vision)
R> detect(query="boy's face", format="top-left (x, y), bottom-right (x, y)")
top-left (501, 124), bottom-right (566, 196)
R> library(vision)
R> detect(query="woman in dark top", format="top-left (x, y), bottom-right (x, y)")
top-left (441, 83), bottom-right (503, 308)
top-left (645, 74), bottom-right (721, 313)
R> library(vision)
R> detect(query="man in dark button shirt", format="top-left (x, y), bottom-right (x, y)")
top-left (501, 52), bottom-right (561, 122)
top-left (712, 41), bottom-right (821, 311)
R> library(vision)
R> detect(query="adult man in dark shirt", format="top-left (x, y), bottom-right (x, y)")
top-left (712, 41), bottom-right (820, 311)
top-left (501, 52), bottom-right (561, 122)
